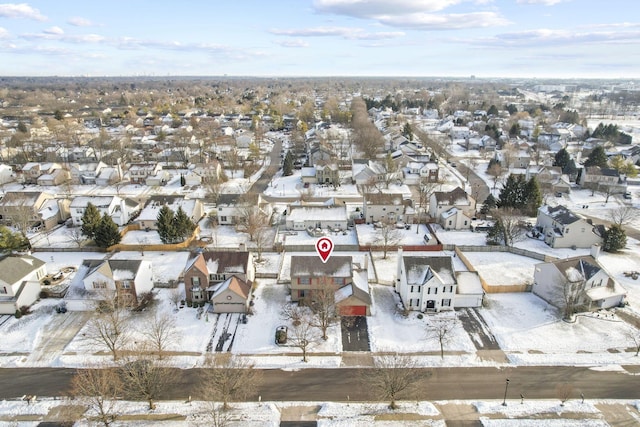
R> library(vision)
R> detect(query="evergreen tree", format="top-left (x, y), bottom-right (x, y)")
top-left (0, 225), bottom-right (30, 253)
top-left (584, 146), bottom-right (608, 168)
top-left (480, 194), bottom-right (497, 216)
top-left (486, 220), bottom-right (505, 245)
top-left (553, 148), bottom-right (570, 170)
top-left (497, 174), bottom-right (526, 210)
top-left (508, 123), bottom-right (520, 137)
top-left (524, 177), bottom-right (542, 217)
top-left (94, 213), bottom-right (121, 248)
top-left (157, 205), bottom-right (176, 244)
top-left (173, 206), bottom-right (196, 241)
top-left (283, 151), bottom-right (294, 176)
top-left (402, 122), bottom-right (413, 141)
top-left (180, 174), bottom-right (186, 187)
top-left (505, 104), bottom-right (518, 115)
top-left (603, 225), bottom-right (627, 253)
top-left (564, 159), bottom-right (577, 176)
top-left (487, 105), bottom-right (499, 116)
top-left (81, 202), bottom-right (102, 239)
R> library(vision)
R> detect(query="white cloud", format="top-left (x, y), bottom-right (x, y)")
top-left (313, 0), bottom-right (507, 30)
top-left (269, 26), bottom-right (404, 40)
top-left (467, 28), bottom-right (640, 47)
top-left (275, 39), bottom-right (309, 48)
top-left (0, 26), bottom-right (9, 39)
top-left (313, 0), bottom-right (461, 16)
top-left (379, 12), bottom-right (509, 30)
top-left (0, 3), bottom-right (46, 21)
top-left (43, 26), bottom-right (64, 35)
top-left (67, 16), bottom-right (94, 27)
top-left (517, 0), bottom-right (568, 5)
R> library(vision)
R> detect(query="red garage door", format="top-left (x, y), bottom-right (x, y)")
top-left (340, 306), bottom-right (366, 316)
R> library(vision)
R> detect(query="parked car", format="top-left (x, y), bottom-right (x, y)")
top-left (623, 191), bottom-right (632, 199)
top-left (275, 325), bottom-right (288, 345)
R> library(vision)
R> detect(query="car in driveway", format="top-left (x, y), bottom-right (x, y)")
top-left (275, 325), bottom-right (288, 345)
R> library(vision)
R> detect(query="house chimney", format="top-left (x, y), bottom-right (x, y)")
top-left (590, 244), bottom-right (601, 259)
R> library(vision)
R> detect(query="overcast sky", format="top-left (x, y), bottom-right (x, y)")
top-left (0, 1), bottom-right (638, 78)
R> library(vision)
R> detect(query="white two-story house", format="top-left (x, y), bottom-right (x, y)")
top-left (536, 205), bottom-right (603, 249)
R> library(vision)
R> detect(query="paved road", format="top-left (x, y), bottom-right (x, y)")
top-left (1, 366), bottom-right (638, 402)
top-left (248, 137), bottom-right (283, 195)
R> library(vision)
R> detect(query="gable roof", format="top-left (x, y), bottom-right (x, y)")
top-left (538, 205), bottom-right (581, 225)
top-left (185, 251), bottom-right (250, 276)
top-left (291, 255), bottom-right (352, 278)
top-left (209, 275), bottom-right (252, 300)
top-left (402, 256), bottom-right (456, 286)
top-left (82, 259), bottom-right (144, 280)
top-left (0, 255), bottom-right (46, 285)
top-left (433, 187), bottom-right (470, 205)
top-left (551, 255), bottom-right (602, 282)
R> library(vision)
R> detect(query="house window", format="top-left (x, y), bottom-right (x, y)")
top-left (427, 288), bottom-right (431, 294)
top-left (121, 281), bottom-right (132, 289)
top-left (409, 299), bottom-right (413, 307)
top-left (417, 286), bottom-right (421, 293)
top-left (191, 277), bottom-right (200, 288)
top-left (298, 290), bottom-right (307, 298)
top-left (93, 282), bottom-right (106, 289)
top-left (442, 286), bottom-right (446, 293)
top-left (411, 285), bottom-right (414, 292)
top-left (0, 286), bottom-right (6, 294)
top-left (299, 277), bottom-right (310, 285)
top-left (434, 288), bottom-right (438, 294)
top-left (442, 299), bottom-right (451, 307)
top-left (220, 216), bottom-right (227, 222)
top-left (450, 286), bottom-right (454, 293)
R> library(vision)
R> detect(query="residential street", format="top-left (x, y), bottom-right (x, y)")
top-left (1, 365), bottom-right (638, 402)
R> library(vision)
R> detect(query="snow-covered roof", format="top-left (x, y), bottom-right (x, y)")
top-left (287, 206), bottom-right (346, 222)
top-left (455, 271), bottom-right (483, 295)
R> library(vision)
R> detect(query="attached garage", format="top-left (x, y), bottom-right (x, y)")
top-left (336, 283), bottom-right (371, 316)
top-left (339, 305), bottom-right (367, 316)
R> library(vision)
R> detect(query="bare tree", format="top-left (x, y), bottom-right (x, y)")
top-left (84, 296), bottom-right (131, 361)
top-left (608, 206), bottom-right (637, 228)
top-left (281, 304), bottom-right (316, 362)
top-left (226, 147), bottom-right (242, 178)
top-left (625, 327), bottom-right (640, 356)
top-left (253, 224), bottom-right (271, 262)
top-left (199, 353), bottom-right (262, 411)
top-left (555, 382), bottom-right (574, 406)
top-left (415, 177), bottom-right (443, 234)
top-left (236, 197), bottom-right (270, 242)
top-left (70, 365), bottom-right (122, 427)
top-left (555, 277), bottom-right (584, 322)
top-left (168, 288), bottom-right (183, 310)
top-left (142, 312), bottom-right (178, 360)
top-left (491, 208), bottom-right (526, 247)
top-left (119, 355), bottom-right (175, 410)
top-left (66, 227), bottom-right (86, 248)
top-left (426, 318), bottom-right (457, 359)
top-left (376, 218), bottom-right (402, 259)
top-left (364, 354), bottom-right (428, 409)
top-left (308, 284), bottom-right (340, 341)
top-left (487, 162), bottom-right (504, 190)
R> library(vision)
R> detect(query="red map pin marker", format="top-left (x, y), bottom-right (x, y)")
top-left (315, 237), bottom-right (334, 263)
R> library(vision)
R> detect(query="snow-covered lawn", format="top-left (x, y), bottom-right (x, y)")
top-left (368, 285), bottom-right (477, 359)
top-left (460, 251), bottom-right (538, 287)
top-left (480, 293), bottom-right (638, 366)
